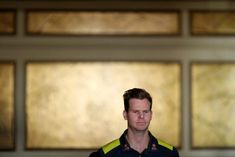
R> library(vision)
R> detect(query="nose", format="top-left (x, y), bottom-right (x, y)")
top-left (138, 111), bottom-right (144, 118)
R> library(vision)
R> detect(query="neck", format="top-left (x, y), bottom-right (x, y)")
top-left (126, 129), bottom-right (149, 153)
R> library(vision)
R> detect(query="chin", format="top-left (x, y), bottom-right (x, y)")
top-left (135, 127), bottom-right (148, 132)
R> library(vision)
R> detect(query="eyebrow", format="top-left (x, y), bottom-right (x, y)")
top-left (130, 109), bottom-right (150, 112)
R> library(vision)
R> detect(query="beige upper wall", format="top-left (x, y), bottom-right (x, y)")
top-left (1, 1), bottom-right (235, 157)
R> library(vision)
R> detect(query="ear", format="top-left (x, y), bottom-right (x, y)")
top-left (123, 110), bottom-right (127, 120)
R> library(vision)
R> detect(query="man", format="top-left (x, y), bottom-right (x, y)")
top-left (89, 88), bottom-right (179, 157)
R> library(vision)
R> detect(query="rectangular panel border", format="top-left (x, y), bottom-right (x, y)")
top-left (190, 61), bottom-right (235, 149)
top-left (0, 61), bottom-right (16, 151)
top-left (24, 59), bottom-right (183, 150)
top-left (0, 9), bottom-right (17, 35)
top-left (190, 10), bottom-right (235, 36)
top-left (25, 9), bottom-right (181, 37)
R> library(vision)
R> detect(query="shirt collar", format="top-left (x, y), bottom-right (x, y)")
top-left (119, 130), bottom-right (158, 152)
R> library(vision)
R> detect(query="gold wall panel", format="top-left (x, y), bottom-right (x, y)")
top-left (0, 63), bottom-right (14, 149)
top-left (191, 11), bottom-right (235, 35)
top-left (26, 11), bottom-right (180, 35)
top-left (0, 10), bottom-right (16, 34)
top-left (26, 62), bottom-right (181, 149)
top-left (192, 63), bottom-right (235, 148)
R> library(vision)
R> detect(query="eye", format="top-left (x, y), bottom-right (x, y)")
top-left (130, 110), bottom-right (139, 114)
top-left (144, 110), bottom-right (150, 113)
top-left (133, 110), bottom-right (139, 114)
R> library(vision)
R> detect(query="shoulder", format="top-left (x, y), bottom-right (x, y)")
top-left (157, 139), bottom-right (174, 151)
top-left (102, 139), bottom-right (121, 154)
top-left (157, 139), bottom-right (179, 157)
top-left (149, 132), bottom-right (179, 157)
top-left (89, 139), bottom-right (121, 157)
top-left (149, 132), bottom-right (175, 151)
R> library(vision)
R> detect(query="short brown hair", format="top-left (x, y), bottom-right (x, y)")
top-left (123, 88), bottom-right (152, 111)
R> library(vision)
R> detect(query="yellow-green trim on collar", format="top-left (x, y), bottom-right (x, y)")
top-left (158, 140), bottom-right (173, 151)
top-left (102, 139), bottom-right (120, 154)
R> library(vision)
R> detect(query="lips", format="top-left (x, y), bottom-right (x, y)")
top-left (136, 122), bottom-right (146, 125)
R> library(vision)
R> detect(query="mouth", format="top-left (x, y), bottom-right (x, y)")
top-left (136, 122), bottom-right (146, 125)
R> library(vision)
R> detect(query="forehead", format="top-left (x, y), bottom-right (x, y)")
top-left (129, 98), bottom-right (151, 110)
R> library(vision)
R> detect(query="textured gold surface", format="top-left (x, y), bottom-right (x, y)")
top-left (192, 63), bottom-right (235, 147)
top-left (0, 63), bottom-right (14, 149)
top-left (0, 11), bottom-right (15, 34)
top-left (192, 11), bottom-right (235, 35)
top-left (26, 62), bottom-right (181, 149)
top-left (27, 11), bottom-right (179, 35)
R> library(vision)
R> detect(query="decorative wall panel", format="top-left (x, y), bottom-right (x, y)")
top-left (26, 10), bottom-right (180, 35)
top-left (0, 10), bottom-right (16, 35)
top-left (26, 61), bottom-right (181, 149)
top-left (191, 11), bottom-right (235, 35)
top-left (0, 63), bottom-right (15, 149)
top-left (192, 62), bottom-right (235, 148)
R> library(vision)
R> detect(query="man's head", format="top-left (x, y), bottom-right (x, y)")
top-left (123, 88), bottom-right (152, 112)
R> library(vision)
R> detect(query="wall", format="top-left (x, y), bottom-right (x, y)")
top-left (1, 1), bottom-right (235, 157)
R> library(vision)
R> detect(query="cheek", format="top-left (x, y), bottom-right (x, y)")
top-left (146, 114), bottom-right (152, 121)
top-left (127, 114), bottom-right (136, 121)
